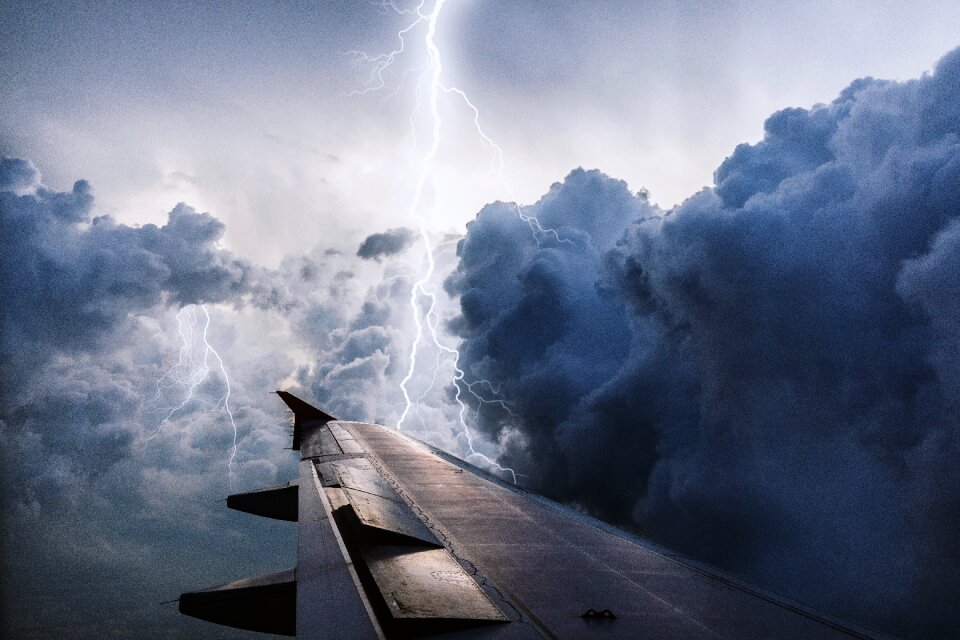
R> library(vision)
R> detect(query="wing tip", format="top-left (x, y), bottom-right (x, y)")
top-left (275, 390), bottom-right (337, 422)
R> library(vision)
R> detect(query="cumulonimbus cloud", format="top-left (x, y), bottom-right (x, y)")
top-left (446, 47), bottom-right (960, 638)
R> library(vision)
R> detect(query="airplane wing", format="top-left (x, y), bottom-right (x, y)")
top-left (178, 391), bottom-right (883, 639)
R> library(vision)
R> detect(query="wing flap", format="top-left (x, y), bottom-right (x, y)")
top-left (301, 426), bottom-right (342, 458)
top-left (365, 546), bottom-right (507, 622)
top-left (333, 462), bottom-right (403, 502)
top-left (331, 462), bottom-right (441, 547)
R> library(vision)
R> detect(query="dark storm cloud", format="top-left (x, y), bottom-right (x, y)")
top-left (0, 159), bottom-right (298, 639)
top-left (445, 169), bottom-right (657, 475)
top-left (356, 226), bottom-right (417, 260)
top-left (0, 158), bottom-right (256, 402)
top-left (0, 157), bottom-right (303, 516)
top-left (447, 48), bottom-right (960, 638)
top-left (0, 156), bottom-right (40, 192)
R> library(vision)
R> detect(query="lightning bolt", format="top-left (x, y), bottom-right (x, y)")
top-left (349, 0), bottom-right (549, 483)
top-left (146, 304), bottom-right (239, 481)
top-left (443, 86), bottom-right (573, 248)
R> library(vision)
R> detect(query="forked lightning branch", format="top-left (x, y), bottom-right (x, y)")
top-left (146, 305), bottom-right (239, 481)
top-left (349, 0), bottom-right (546, 483)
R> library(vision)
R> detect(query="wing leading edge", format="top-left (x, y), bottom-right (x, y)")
top-left (177, 391), bottom-right (886, 639)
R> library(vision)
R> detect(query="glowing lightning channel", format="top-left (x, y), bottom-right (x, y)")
top-left (146, 304), bottom-right (239, 481)
top-left (393, 0), bottom-right (445, 427)
top-left (351, 0), bottom-right (524, 483)
top-left (146, 306), bottom-right (206, 440)
top-left (200, 305), bottom-right (239, 478)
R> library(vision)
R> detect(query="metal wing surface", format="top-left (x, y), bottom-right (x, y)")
top-left (178, 392), bottom-right (884, 639)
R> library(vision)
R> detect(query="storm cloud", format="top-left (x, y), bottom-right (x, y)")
top-left (0, 158), bottom-right (257, 401)
top-left (447, 48), bottom-right (960, 638)
top-left (0, 158), bottom-right (301, 638)
top-left (356, 227), bottom-right (417, 261)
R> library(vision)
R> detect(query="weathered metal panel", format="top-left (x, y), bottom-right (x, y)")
top-left (338, 438), bottom-right (366, 455)
top-left (329, 422), bottom-right (366, 455)
top-left (341, 486), bottom-right (439, 547)
top-left (324, 487), bottom-right (351, 512)
top-left (300, 426), bottom-right (342, 459)
top-left (314, 461), bottom-right (340, 487)
top-left (364, 546), bottom-right (507, 622)
top-left (316, 457), bottom-right (373, 487)
top-left (333, 463), bottom-right (401, 503)
top-left (319, 428), bottom-right (343, 455)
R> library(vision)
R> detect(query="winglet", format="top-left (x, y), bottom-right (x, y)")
top-left (276, 391), bottom-right (336, 451)
top-left (276, 391), bottom-right (337, 422)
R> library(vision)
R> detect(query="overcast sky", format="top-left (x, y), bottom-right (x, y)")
top-left (3, 2), bottom-right (960, 639)
top-left (4, 0), bottom-right (959, 265)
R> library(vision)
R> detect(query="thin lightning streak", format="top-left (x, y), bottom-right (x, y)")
top-left (342, 4), bottom-right (428, 97)
top-left (152, 308), bottom-right (191, 403)
top-left (371, 0), bottom-right (416, 16)
top-left (442, 86), bottom-right (573, 247)
top-left (146, 304), bottom-right (239, 483)
top-left (423, 300), bottom-right (517, 419)
top-left (199, 305), bottom-right (239, 478)
top-left (145, 307), bottom-right (209, 442)
top-left (351, 0), bottom-right (536, 483)
top-left (413, 352), bottom-right (442, 428)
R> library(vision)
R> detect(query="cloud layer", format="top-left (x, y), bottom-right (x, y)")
top-left (447, 48), bottom-right (960, 637)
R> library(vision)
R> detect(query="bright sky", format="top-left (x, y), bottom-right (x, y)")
top-left (3, 0), bottom-right (959, 265)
